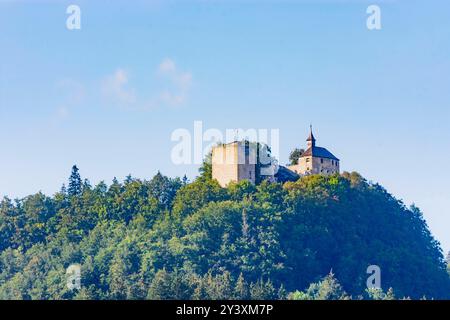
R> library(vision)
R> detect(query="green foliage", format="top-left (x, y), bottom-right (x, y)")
top-left (234, 273), bottom-right (250, 299)
top-left (288, 272), bottom-right (349, 300)
top-left (198, 152), bottom-right (212, 181)
top-left (365, 287), bottom-right (396, 300)
top-left (0, 166), bottom-right (449, 300)
top-left (446, 252), bottom-right (450, 277)
top-left (289, 148), bottom-right (304, 165)
top-left (249, 278), bottom-right (277, 300)
top-left (227, 180), bottom-right (257, 201)
top-left (172, 179), bottom-right (227, 218)
top-left (68, 165), bottom-right (82, 197)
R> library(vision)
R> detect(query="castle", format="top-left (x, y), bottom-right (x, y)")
top-left (287, 126), bottom-right (340, 176)
top-left (211, 127), bottom-right (340, 187)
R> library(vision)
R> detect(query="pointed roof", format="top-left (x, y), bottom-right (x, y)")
top-left (306, 125), bottom-right (316, 142)
top-left (301, 125), bottom-right (339, 161)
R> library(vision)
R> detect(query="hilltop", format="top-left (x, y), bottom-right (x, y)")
top-left (0, 166), bottom-right (449, 299)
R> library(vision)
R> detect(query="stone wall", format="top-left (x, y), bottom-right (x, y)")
top-left (287, 156), bottom-right (339, 176)
top-left (312, 156), bottom-right (339, 175)
top-left (287, 156), bottom-right (312, 175)
top-left (211, 142), bottom-right (256, 187)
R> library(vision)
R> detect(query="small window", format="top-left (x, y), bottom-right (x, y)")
top-left (321, 158), bottom-right (324, 164)
top-left (306, 158), bottom-right (310, 163)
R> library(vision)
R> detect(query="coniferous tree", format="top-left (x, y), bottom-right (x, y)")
top-left (192, 276), bottom-right (209, 300)
top-left (277, 284), bottom-right (288, 300)
top-left (0, 170), bottom-right (449, 300)
top-left (60, 184), bottom-right (67, 195)
top-left (303, 272), bottom-right (349, 300)
top-left (147, 269), bottom-right (172, 300)
top-left (250, 279), bottom-right (276, 300)
top-left (234, 273), bottom-right (249, 299)
top-left (67, 165), bottom-right (82, 196)
top-left (82, 179), bottom-right (92, 191)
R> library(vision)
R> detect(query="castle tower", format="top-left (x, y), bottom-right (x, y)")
top-left (211, 141), bottom-right (257, 187)
top-left (287, 127), bottom-right (340, 176)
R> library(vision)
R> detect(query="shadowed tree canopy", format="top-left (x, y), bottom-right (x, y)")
top-left (0, 166), bottom-right (449, 300)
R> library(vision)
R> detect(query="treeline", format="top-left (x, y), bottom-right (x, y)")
top-left (0, 166), bottom-right (449, 300)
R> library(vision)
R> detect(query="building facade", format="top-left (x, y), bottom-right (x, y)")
top-left (211, 141), bottom-right (257, 187)
top-left (287, 127), bottom-right (340, 176)
top-left (211, 127), bottom-right (339, 187)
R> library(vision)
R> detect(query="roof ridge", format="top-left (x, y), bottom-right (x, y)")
top-left (300, 145), bottom-right (339, 161)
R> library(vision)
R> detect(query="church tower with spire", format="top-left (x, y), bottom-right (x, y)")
top-left (306, 125), bottom-right (316, 149)
top-left (287, 126), bottom-right (340, 176)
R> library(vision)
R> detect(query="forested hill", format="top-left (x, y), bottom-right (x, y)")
top-left (0, 166), bottom-right (449, 300)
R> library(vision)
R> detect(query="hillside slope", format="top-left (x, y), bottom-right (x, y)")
top-left (0, 169), bottom-right (448, 299)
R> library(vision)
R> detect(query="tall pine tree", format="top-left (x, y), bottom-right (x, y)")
top-left (68, 165), bottom-right (82, 196)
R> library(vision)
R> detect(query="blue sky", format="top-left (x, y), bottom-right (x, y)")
top-left (1, 0), bottom-right (449, 253)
